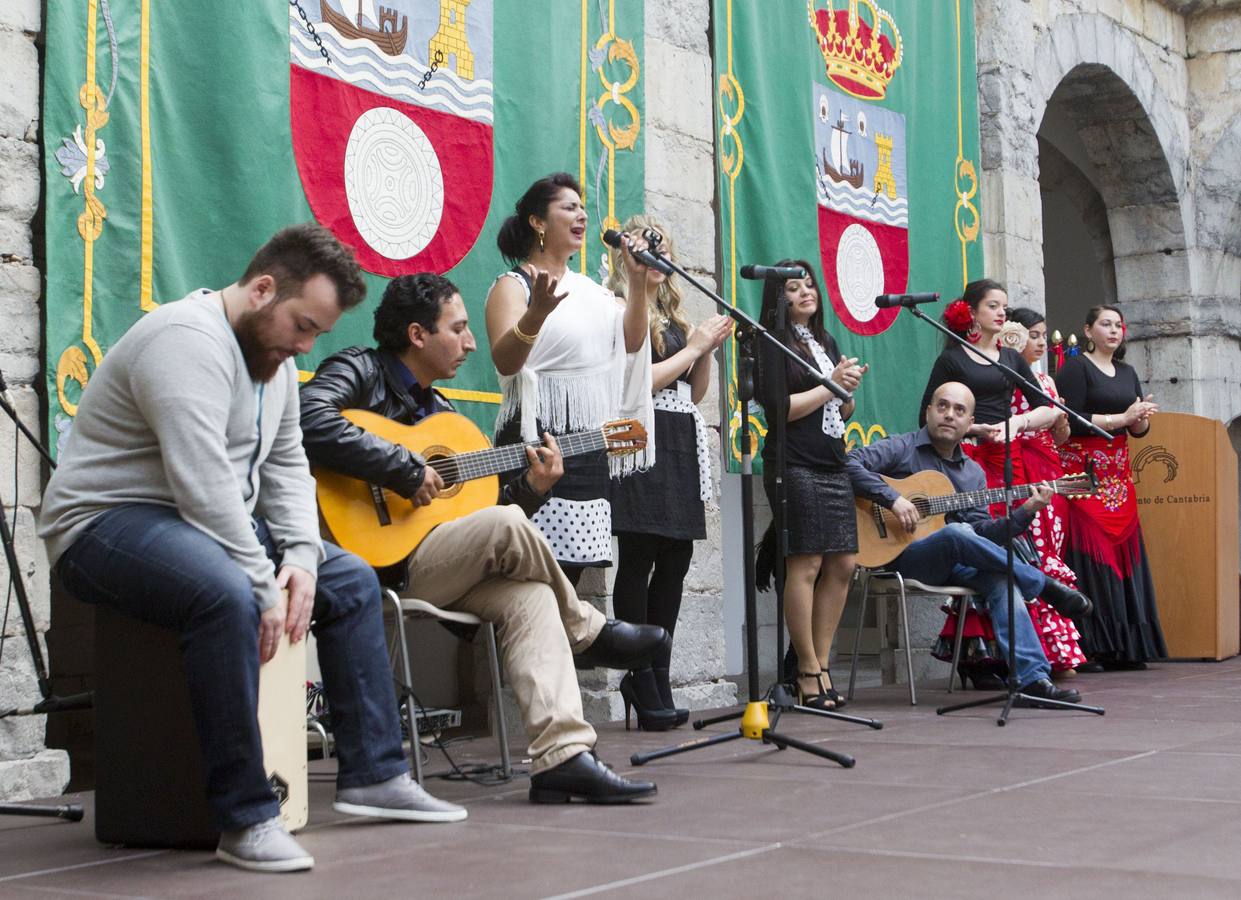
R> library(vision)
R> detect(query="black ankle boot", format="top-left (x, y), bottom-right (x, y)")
top-left (651, 667), bottom-right (689, 727)
top-left (618, 669), bottom-right (678, 731)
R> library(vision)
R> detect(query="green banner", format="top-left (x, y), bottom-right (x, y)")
top-left (713, 0), bottom-right (983, 469)
top-left (43, 0), bottom-right (644, 452)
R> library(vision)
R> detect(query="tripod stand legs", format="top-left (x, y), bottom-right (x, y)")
top-left (937, 689), bottom-right (1106, 725)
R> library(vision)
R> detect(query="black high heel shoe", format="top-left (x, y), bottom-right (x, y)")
top-left (619, 669), bottom-right (678, 731)
top-left (652, 667), bottom-right (689, 727)
top-left (795, 671), bottom-right (838, 711)
top-left (820, 670), bottom-right (846, 710)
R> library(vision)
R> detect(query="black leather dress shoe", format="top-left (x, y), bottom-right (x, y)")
top-left (573, 620), bottom-right (669, 671)
top-left (1040, 578), bottom-right (1093, 619)
top-left (529, 751), bottom-right (657, 804)
top-left (1017, 677), bottom-right (1081, 705)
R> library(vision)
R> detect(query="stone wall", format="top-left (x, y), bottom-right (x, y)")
top-left (0, 0), bottom-right (71, 801)
top-left (976, 0), bottom-right (1241, 425)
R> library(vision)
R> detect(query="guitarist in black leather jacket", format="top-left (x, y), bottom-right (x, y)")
top-left (300, 272), bottom-right (666, 805)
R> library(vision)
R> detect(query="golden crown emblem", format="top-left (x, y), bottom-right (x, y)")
top-left (807, 0), bottom-right (903, 101)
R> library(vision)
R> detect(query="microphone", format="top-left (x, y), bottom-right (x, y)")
top-left (874, 292), bottom-right (940, 309)
top-left (601, 229), bottom-right (673, 275)
top-left (740, 264), bottom-right (807, 281)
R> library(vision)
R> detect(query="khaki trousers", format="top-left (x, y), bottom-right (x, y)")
top-left (404, 505), bottom-right (605, 774)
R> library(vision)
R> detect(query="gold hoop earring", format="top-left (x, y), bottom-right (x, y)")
top-left (1086, 338), bottom-right (1096, 353)
top-left (537, 230), bottom-right (545, 252)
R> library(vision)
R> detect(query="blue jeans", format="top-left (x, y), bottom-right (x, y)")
top-left (894, 523), bottom-right (1051, 687)
top-left (56, 504), bottom-right (407, 830)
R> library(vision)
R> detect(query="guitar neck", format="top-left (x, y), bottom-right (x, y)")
top-left (429, 429), bottom-right (606, 484)
top-left (925, 477), bottom-right (1073, 517)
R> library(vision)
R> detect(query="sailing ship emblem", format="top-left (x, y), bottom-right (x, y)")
top-left (320, 1), bottom-right (409, 56)
top-left (289, 0), bottom-right (494, 277)
top-left (813, 83), bottom-right (909, 336)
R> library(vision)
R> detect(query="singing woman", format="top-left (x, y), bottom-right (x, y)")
top-left (755, 260), bottom-right (867, 710)
top-left (485, 173), bottom-right (654, 583)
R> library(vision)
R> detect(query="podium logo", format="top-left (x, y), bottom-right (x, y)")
top-left (1132, 445), bottom-right (1178, 485)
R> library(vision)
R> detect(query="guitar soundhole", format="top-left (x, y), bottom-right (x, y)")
top-left (424, 446), bottom-right (464, 498)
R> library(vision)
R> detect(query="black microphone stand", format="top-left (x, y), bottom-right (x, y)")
top-left (630, 252), bottom-right (878, 772)
top-left (0, 375), bottom-right (86, 821)
top-left (894, 305), bottom-right (1106, 725)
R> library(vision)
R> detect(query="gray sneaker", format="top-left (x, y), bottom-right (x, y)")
top-left (216, 816), bottom-right (313, 873)
top-left (334, 772), bottom-right (467, 823)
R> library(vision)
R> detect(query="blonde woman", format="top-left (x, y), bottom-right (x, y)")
top-left (606, 216), bottom-right (731, 729)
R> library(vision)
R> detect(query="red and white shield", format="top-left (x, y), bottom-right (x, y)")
top-left (289, 1), bottom-right (494, 276)
top-left (813, 84), bottom-right (908, 335)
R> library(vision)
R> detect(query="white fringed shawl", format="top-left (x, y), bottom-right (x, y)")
top-left (494, 268), bottom-right (654, 476)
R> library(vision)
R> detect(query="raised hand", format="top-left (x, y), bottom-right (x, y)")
top-left (830, 356), bottom-right (867, 392)
top-left (1126, 393), bottom-right (1158, 426)
top-left (527, 268), bottom-right (569, 324)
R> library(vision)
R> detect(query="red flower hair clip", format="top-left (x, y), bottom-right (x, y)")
top-left (943, 299), bottom-right (974, 336)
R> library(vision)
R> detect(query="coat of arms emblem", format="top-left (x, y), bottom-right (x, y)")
top-left (289, 1), bottom-right (494, 276)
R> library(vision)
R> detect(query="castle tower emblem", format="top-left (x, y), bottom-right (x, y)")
top-left (429, 0), bottom-right (475, 79)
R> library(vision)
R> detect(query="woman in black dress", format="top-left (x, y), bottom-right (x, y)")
top-left (607, 216), bottom-right (732, 729)
top-left (1055, 304), bottom-right (1165, 669)
top-left (755, 260), bottom-right (867, 710)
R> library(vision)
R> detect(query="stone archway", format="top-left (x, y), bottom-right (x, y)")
top-left (1028, 15), bottom-right (1193, 409)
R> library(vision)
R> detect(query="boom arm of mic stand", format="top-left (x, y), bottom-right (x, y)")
top-left (904, 306), bottom-right (1111, 441)
top-left (649, 251), bottom-right (853, 403)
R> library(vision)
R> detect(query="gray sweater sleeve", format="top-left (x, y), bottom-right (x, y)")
top-left (254, 369), bottom-right (324, 576)
top-left (128, 324), bottom-right (283, 610)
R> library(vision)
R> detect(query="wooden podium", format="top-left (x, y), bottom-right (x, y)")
top-left (1132, 412), bottom-right (1239, 660)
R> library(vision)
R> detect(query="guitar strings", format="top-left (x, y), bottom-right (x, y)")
top-left (424, 431), bottom-right (608, 484)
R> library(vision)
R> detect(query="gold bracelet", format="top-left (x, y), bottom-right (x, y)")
top-left (1105, 414), bottom-right (1113, 430)
top-left (511, 321), bottom-right (539, 345)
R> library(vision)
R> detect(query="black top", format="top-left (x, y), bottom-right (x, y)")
top-left (919, 344), bottom-right (1048, 426)
top-left (610, 322), bottom-right (706, 540)
top-left (1054, 355), bottom-right (1144, 436)
top-left (846, 427), bottom-right (1035, 545)
top-left (756, 329), bottom-right (848, 471)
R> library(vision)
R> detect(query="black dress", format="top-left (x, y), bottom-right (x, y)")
top-left (611, 324), bottom-right (707, 540)
top-left (756, 329), bottom-right (857, 556)
top-left (1054, 355), bottom-right (1166, 663)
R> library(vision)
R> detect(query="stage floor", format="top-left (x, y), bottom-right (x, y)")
top-left (5, 657), bottom-right (1241, 899)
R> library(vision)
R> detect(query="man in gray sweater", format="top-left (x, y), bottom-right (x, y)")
top-left (39, 224), bottom-right (464, 873)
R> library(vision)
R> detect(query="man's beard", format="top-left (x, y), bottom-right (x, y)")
top-left (234, 305), bottom-right (288, 383)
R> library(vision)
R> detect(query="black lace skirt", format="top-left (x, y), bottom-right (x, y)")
top-left (762, 464), bottom-right (857, 556)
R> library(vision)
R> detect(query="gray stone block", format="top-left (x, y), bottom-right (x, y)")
top-left (644, 38), bottom-right (713, 142)
top-left (0, 506), bottom-right (50, 633)
top-left (0, 750), bottom-right (71, 802)
top-left (645, 0), bottom-right (709, 55)
top-left (0, 0), bottom-right (39, 32)
top-left (0, 389), bottom-right (43, 507)
top-left (0, 30), bottom-right (38, 142)
top-left (645, 127), bottom-right (715, 205)
top-left (0, 137), bottom-right (37, 220)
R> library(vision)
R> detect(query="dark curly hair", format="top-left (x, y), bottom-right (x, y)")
top-left (373, 273), bottom-right (459, 353)
top-left (496, 172), bottom-right (583, 263)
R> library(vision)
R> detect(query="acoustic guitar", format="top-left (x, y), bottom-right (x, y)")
top-left (854, 469), bottom-right (1097, 568)
top-left (315, 409), bottom-right (647, 567)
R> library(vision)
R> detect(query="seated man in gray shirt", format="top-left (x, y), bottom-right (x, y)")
top-left (846, 381), bottom-right (1091, 704)
top-left (39, 224), bottom-right (463, 874)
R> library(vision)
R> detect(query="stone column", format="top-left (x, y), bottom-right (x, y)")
top-left (0, 0), bottom-right (71, 801)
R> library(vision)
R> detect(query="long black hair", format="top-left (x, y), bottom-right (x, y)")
top-left (758, 258), bottom-right (830, 356)
top-left (496, 172), bottom-right (583, 263)
top-left (1006, 306), bottom-right (1044, 330)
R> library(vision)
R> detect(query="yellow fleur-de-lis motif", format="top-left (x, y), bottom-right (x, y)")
top-left (594, 36), bottom-right (640, 151)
